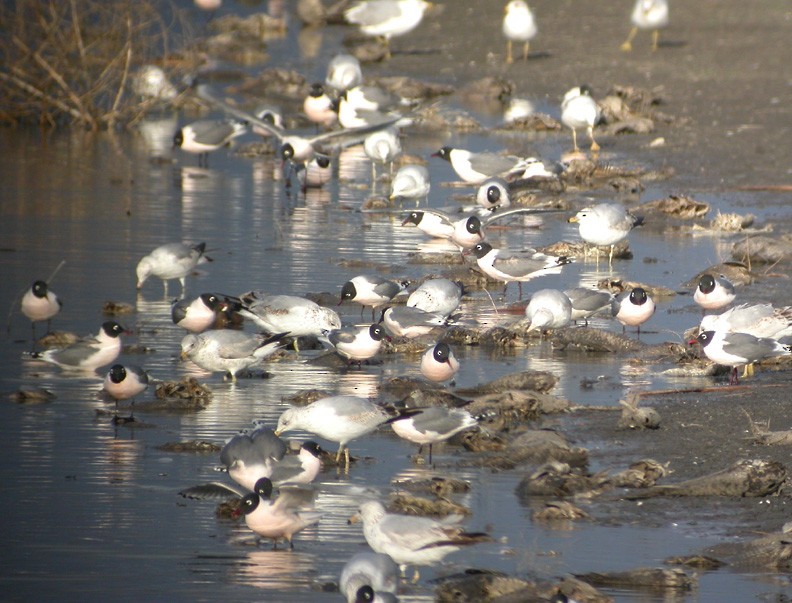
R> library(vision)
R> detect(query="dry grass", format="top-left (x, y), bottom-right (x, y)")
top-left (0, 0), bottom-right (195, 129)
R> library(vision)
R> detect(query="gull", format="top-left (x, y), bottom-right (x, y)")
top-left (33, 321), bottom-right (126, 372)
top-left (102, 364), bottom-right (149, 423)
top-left (221, 424), bottom-right (287, 491)
top-left (343, 85), bottom-right (408, 114)
top-left (20, 280), bottom-right (62, 342)
top-left (406, 278), bottom-right (463, 318)
top-left (470, 241), bottom-right (571, 297)
top-left (693, 330), bottom-right (790, 386)
top-left (391, 406), bottom-right (476, 462)
top-left (132, 65), bottom-right (178, 102)
top-left (432, 146), bottom-right (528, 184)
top-left (173, 119), bottom-right (247, 166)
top-left (615, 287), bottom-right (655, 334)
top-left (380, 306), bottom-right (448, 338)
top-left (419, 342), bottom-right (460, 383)
top-left (363, 127), bottom-right (402, 183)
top-left (621, 0), bottom-right (669, 52)
top-left (238, 477), bottom-right (322, 550)
top-left (568, 203), bottom-right (642, 265)
top-left (564, 287), bottom-right (617, 324)
top-left (337, 96), bottom-right (410, 131)
top-left (560, 85), bottom-right (601, 154)
top-left (699, 303), bottom-right (792, 340)
top-left (525, 289), bottom-right (573, 332)
top-left (349, 500), bottom-right (492, 580)
top-left (171, 293), bottom-right (233, 333)
top-left (136, 242), bottom-right (210, 297)
top-left (503, 97), bottom-right (535, 123)
top-left (322, 323), bottom-right (387, 364)
top-left (275, 395), bottom-right (414, 469)
top-left (339, 552), bottom-right (399, 603)
top-left (345, 0), bottom-right (432, 60)
top-left (341, 275), bottom-right (405, 319)
top-left (252, 103), bottom-right (284, 138)
top-left (503, 0), bottom-right (537, 64)
top-left (235, 292), bottom-right (342, 342)
top-left (180, 330), bottom-right (288, 381)
top-left (352, 587), bottom-right (397, 603)
top-left (475, 177), bottom-right (511, 212)
top-left (693, 274), bottom-right (736, 311)
top-left (303, 83), bottom-right (338, 129)
top-left (325, 54), bottom-right (363, 93)
top-left (390, 164), bottom-right (430, 205)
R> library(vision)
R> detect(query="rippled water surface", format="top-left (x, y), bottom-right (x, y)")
top-left (2, 2), bottom-right (792, 602)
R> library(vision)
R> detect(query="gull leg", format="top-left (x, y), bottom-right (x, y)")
top-left (522, 41), bottom-right (530, 61)
top-left (344, 447), bottom-right (350, 474)
top-left (620, 26), bottom-right (638, 52)
top-left (506, 40), bottom-right (514, 64)
top-left (608, 244), bottom-right (615, 268)
top-left (588, 126), bottom-right (600, 153)
top-left (652, 29), bottom-right (660, 51)
top-left (571, 129), bottom-right (580, 153)
top-left (411, 567), bottom-right (420, 583)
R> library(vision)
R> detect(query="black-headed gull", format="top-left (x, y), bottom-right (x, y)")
top-left (173, 119), bottom-right (246, 166)
top-left (694, 330), bottom-right (790, 385)
top-left (339, 552), bottom-right (399, 603)
top-left (391, 406), bottom-right (477, 462)
top-left (323, 324), bottom-right (387, 364)
top-left (693, 274), bottom-right (735, 311)
top-left (419, 342), bottom-right (460, 383)
top-left (34, 321), bottom-right (126, 372)
top-left (470, 241), bottom-right (571, 297)
top-left (20, 280), bottom-right (62, 342)
top-left (103, 363), bottom-right (149, 422)
top-left (615, 287), bottom-right (655, 334)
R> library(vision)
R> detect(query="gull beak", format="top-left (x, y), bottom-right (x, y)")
top-left (567, 215), bottom-right (579, 223)
top-left (179, 351), bottom-right (189, 361)
top-left (347, 512), bottom-right (361, 525)
top-left (687, 338), bottom-right (698, 346)
top-left (274, 429), bottom-right (282, 436)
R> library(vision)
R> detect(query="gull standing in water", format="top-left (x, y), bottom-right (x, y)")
top-left (621, 0), bottom-right (669, 52)
top-left (615, 287), bottom-right (655, 334)
top-left (391, 406), bottom-right (477, 462)
top-left (339, 552), bottom-right (399, 603)
top-left (345, 0), bottom-right (432, 59)
top-left (560, 85), bottom-right (601, 154)
top-left (525, 289), bottom-right (573, 332)
top-left (693, 330), bottom-right (790, 385)
top-left (569, 203), bottom-right (643, 265)
top-left (502, 0), bottom-right (537, 64)
top-left (390, 164), bottom-right (430, 205)
top-left (470, 241), bottom-right (571, 297)
top-left (564, 287), bottom-right (617, 324)
top-left (20, 280), bottom-right (62, 343)
top-left (235, 292), bottom-right (341, 344)
top-left (173, 119), bottom-right (247, 166)
top-left (349, 500), bottom-right (491, 581)
top-left (341, 275), bottom-right (404, 319)
top-left (322, 324), bottom-right (387, 365)
top-left (406, 278), bottom-right (463, 318)
top-left (33, 321), bottom-right (126, 372)
top-left (380, 306), bottom-right (448, 338)
top-left (432, 146), bottom-right (527, 184)
top-left (180, 330), bottom-right (288, 381)
top-left (102, 364), bottom-right (149, 423)
top-left (171, 293), bottom-right (233, 333)
top-left (136, 242), bottom-right (210, 297)
top-left (475, 177), bottom-right (511, 212)
top-left (693, 274), bottom-right (736, 311)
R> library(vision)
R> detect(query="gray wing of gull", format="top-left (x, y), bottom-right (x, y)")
top-left (491, 253), bottom-right (556, 278)
top-left (723, 333), bottom-right (782, 360)
top-left (178, 481), bottom-right (246, 500)
top-left (482, 207), bottom-right (560, 226)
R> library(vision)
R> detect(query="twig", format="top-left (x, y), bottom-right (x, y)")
top-left (737, 185), bottom-right (792, 192)
top-left (69, 0), bottom-right (86, 68)
top-left (0, 71), bottom-right (82, 120)
top-left (107, 17), bottom-right (133, 129)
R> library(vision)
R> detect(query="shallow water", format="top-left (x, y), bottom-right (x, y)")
top-left (2, 2), bottom-right (792, 602)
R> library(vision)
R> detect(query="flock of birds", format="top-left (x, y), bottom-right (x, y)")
top-left (17, 0), bottom-right (792, 600)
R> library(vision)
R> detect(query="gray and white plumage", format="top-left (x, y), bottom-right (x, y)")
top-left (302, 84), bottom-right (337, 129)
top-left (236, 292), bottom-right (341, 339)
top-left (615, 287), bottom-right (655, 330)
top-left (136, 242), bottom-right (209, 296)
top-left (390, 164), bottom-right (430, 204)
top-left (253, 103), bottom-right (285, 136)
top-left (560, 86), bottom-right (601, 153)
top-left (694, 274), bottom-right (736, 311)
top-left (344, 85), bottom-right (407, 114)
top-left (433, 146), bottom-right (527, 184)
top-left (502, 0), bottom-right (537, 64)
top-left (391, 406), bottom-right (476, 449)
top-left (699, 303), bottom-right (792, 340)
top-left (380, 306), bottom-right (447, 338)
top-left (220, 424), bottom-right (287, 491)
top-left (103, 364), bottom-right (149, 402)
top-left (173, 119), bottom-right (247, 157)
top-left (471, 241), bottom-right (571, 295)
top-left (419, 342), bottom-right (460, 383)
top-left (132, 65), bottom-right (178, 101)
top-left (341, 276), bottom-right (404, 314)
top-left (276, 395), bottom-right (405, 466)
top-left (345, 0), bottom-right (430, 44)
top-left (180, 329), bottom-right (287, 381)
top-left (340, 552), bottom-right (399, 603)
top-left (171, 293), bottom-right (228, 333)
top-left (323, 324), bottom-right (387, 363)
top-left (239, 477), bottom-right (322, 549)
top-left (564, 287), bottom-right (618, 323)
top-left (570, 203), bottom-right (642, 263)
top-left (475, 177), bottom-right (511, 211)
top-left (350, 500), bottom-right (491, 575)
top-left (621, 0), bottom-right (669, 51)
top-left (35, 321), bottom-right (125, 372)
top-left (325, 54), bottom-right (363, 93)
top-left (21, 280), bottom-right (62, 337)
top-left (363, 127), bottom-right (402, 172)
top-left (406, 278), bottom-right (462, 318)
top-left (696, 330), bottom-right (790, 385)
top-left (525, 289), bottom-right (573, 331)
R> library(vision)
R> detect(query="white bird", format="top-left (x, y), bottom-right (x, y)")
top-left (349, 500), bottom-right (491, 580)
top-left (525, 289), bottom-right (573, 332)
top-left (694, 330), bottom-right (790, 385)
top-left (475, 177), bottom-right (511, 212)
top-left (569, 203), bottom-right (642, 264)
top-left (470, 241), bottom-right (571, 297)
top-left (390, 164), bottom-right (430, 205)
top-left (238, 477), bottom-right (322, 550)
top-left (699, 303), bottom-right (792, 340)
top-left (173, 119), bottom-right (247, 166)
top-left (564, 287), bottom-right (617, 324)
top-left (20, 279), bottom-right (62, 341)
top-left (406, 278), bottom-right (462, 318)
top-left (615, 287), bottom-right (655, 334)
top-left (275, 395), bottom-right (411, 469)
top-left (345, 0), bottom-right (432, 59)
top-left (132, 65), bottom-right (178, 102)
top-left (236, 292), bottom-right (342, 343)
top-left (34, 321), bottom-right (126, 372)
top-left (136, 242), bottom-right (210, 297)
top-left (102, 363), bottom-right (149, 423)
top-left (221, 424), bottom-right (287, 491)
top-left (621, 0), bottom-right (669, 52)
top-left (391, 406), bottom-right (477, 462)
top-left (171, 293), bottom-right (230, 333)
top-left (693, 274), bottom-right (735, 311)
top-left (380, 306), bottom-right (448, 338)
top-left (323, 324), bottom-right (387, 364)
top-left (502, 0), bottom-right (537, 64)
top-left (560, 86), bottom-right (601, 154)
top-left (180, 330), bottom-right (287, 381)
top-left (432, 146), bottom-right (527, 184)
top-left (252, 103), bottom-right (284, 137)
top-left (340, 552), bottom-right (399, 603)
top-left (325, 54), bottom-right (363, 93)
top-left (341, 275), bottom-right (404, 319)
top-left (419, 342), bottom-right (460, 383)
top-left (303, 83), bottom-right (338, 129)
top-left (363, 127), bottom-right (402, 183)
